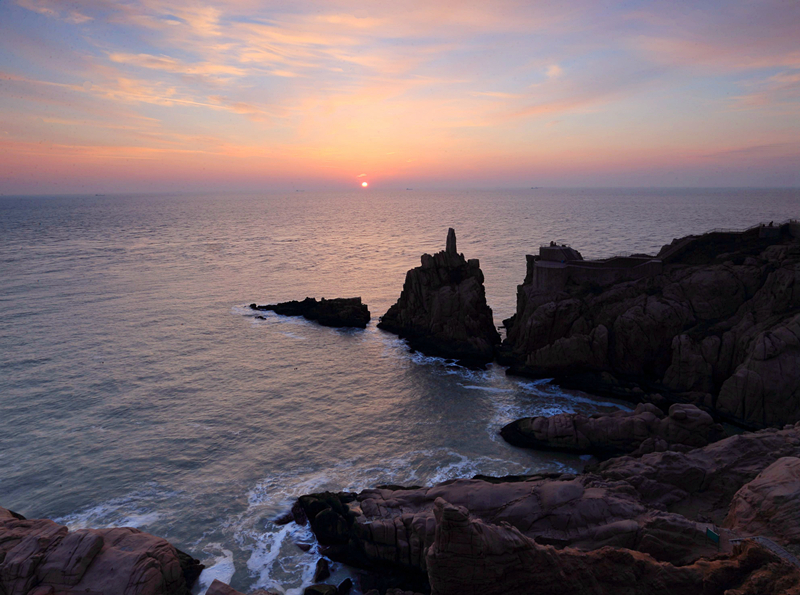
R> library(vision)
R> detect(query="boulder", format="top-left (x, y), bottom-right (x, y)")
top-left (250, 297), bottom-right (370, 328)
top-left (0, 510), bottom-right (203, 595)
top-left (503, 223), bottom-right (800, 428)
top-left (313, 557), bottom-right (330, 582)
top-left (378, 229), bottom-right (500, 365)
top-left (500, 402), bottom-right (724, 456)
top-left (725, 456), bottom-right (800, 545)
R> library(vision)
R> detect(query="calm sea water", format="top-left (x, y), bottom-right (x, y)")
top-left (1, 188), bottom-right (797, 593)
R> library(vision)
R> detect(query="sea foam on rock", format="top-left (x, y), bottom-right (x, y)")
top-left (378, 229), bottom-right (500, 366)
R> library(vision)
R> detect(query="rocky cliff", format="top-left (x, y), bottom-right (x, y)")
top-left (502, 222), bottom-right (800, 428)
top-left (378, 229), bottom-right (500, 365)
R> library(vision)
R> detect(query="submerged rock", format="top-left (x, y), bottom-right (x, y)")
top-left (378, 229), bottom-right (500, 365)
top-left (250, 297), bottom-right (370, 328)
top-left (502, 222), bottom-right (800, 428)
top-left (0, 508), bottom-right (203, 595)
top-left (500, 402), bottom-right (724, 457)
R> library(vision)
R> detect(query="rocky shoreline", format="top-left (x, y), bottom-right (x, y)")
top-left (292, 421), bottom-right (800, 594)
top-left (5, 221), bottom-right (798, 594)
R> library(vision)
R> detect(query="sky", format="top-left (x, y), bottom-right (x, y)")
top-left (0, 0), bottom-right (799, 193)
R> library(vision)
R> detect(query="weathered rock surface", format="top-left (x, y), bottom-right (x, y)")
top-left (725, 456), bottom-right (800, 545)
top-left (500, 402), bottom-right (724, 456)
top-left (295, 423), bottom-right (800, 592)
top-left (0, 508), bottom-right (203, 595)
top-left (595, 422), bottom-right (800, 524)
top-left (502, 222), bottom-right (800, 428)
top-left (250, 297), bottom-right (370, 328)
top-left (378, 229), bottom-right (500, 365)
top-left (426, 498), bottom-right (800, 595)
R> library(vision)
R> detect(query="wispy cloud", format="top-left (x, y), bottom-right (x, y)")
top-left (2, 0), bottom-right (799, 191)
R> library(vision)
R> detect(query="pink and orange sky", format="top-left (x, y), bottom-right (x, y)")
top-left (1, 0), bottom-right (798, 193)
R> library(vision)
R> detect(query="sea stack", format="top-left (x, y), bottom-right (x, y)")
top-left (378, 228), bottom-right (500, 365)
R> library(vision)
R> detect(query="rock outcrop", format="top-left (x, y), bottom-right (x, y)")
top-left (725, 456), bottom-right (800, 546)
top-left (378, 229), bottom-right (500, 365)
top-left (250, 297), bottom-right (370, 328)
top-left (500, 402), bottom-right (724, 457)
top-left (426, 498), bottom-right (800, 595)
top-left (294, 422), bottom-right (800, 593)
top-left (502, 222), bottom-right (800, 428)
top-left (0, 508), bottom-right (203, 595)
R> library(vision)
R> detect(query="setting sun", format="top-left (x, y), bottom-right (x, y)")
top-left (361, 182), bottom-right (368, 188)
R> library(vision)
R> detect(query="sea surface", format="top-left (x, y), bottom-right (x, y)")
top-left (1, 188), bottom-right (797, 593)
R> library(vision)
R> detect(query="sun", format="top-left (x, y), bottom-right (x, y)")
top-left (361, 181), bottom-right (368, 188)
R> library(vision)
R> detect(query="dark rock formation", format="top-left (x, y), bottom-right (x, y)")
top-left (502, 222), bottom-right (800, 428)
top-left (303, 585), bottom-right (338, 595)
top-left (426, 498), bottom-right (800, 595)
top-left (313, 557), bottom-right (331, 582)
top-left (295, 422), bottom-right (800, 592)
top-left (378, 229), bottom-right (500, 365)
top-left (250, 297), bottom-right (370, 328)
top-left (500, 402), bottom-right (724, 457)
top-left (0, 507), bottom-right (203, 595)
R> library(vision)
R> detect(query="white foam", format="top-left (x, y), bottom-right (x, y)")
top-left (195, 546), bottom-right (235, 595)
top-left (281, 332), bottom-right (307, 340)
top-left (55, 486), bottom-right (179, 531)
top-left (460, 384), bottom-right (513, 393)
top-left (118, 512), bottom-right (162, 528)
top-left (244, 523), bottom-right (316, 595)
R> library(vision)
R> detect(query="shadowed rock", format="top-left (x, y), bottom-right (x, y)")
top-left (725, 456), bottom-right (800, 546)
top-left (378, 229), bottom-right (500, 366)
top-left (0, 509), bottom-right (203, 595)
top-left (501, 402), bottom-right (724, 457)
top-left (250, 297), bottom-right (370, 328)
top-left (501, 222), bottom-right (800, 428)
top-left (426, 498), bottom-right (800, 595)
top-left (295, 422), bottom-right (800, 591)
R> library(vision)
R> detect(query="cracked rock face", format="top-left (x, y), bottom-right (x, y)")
top-left (503, 224), bottom-right (800, 428)
top-left (0, 511), bottom-right (202, 595)
top-left (378, 228), bottom-right (500, 365)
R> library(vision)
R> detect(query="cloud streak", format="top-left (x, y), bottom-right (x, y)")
top-left (1, 0), bottom-right (798, 192)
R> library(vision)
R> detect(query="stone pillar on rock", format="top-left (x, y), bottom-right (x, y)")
top-left (446, 228), bottom-right (457, 256)
top-left (378, 228), bottom-right (500, 366)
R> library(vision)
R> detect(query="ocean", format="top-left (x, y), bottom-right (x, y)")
top-left (1, 188), bottom-right (797, 593)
